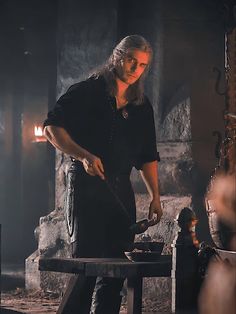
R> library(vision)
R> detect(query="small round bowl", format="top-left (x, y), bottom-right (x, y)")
top-left (124, 251), bottom-right (162, 262)
top-left (124, 242), bottom-right (164, 262)
top-left (133, 241), bottom-right (164, 252)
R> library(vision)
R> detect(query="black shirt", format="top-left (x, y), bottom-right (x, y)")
top-left (44, 76), bottom-right (158, 175)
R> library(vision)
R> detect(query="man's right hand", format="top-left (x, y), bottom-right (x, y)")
top-left (82, 153), bottom-right (105, 180)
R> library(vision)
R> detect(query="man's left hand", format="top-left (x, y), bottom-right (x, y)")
top-left (148, 197), bottom-right (163, 224)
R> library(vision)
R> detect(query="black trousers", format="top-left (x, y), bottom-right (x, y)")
top-left (59, 165), bottom-right (135, 314)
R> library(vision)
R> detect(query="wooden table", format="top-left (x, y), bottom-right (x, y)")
top-left (39, 255), bottom-right (172, 314)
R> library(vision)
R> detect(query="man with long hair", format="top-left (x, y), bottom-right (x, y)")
top-left (44, 35), bottom-right (162, 314)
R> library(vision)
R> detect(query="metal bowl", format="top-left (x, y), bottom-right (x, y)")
top-left (133, 241), bottom-right (164, 252)
top-left (124, 242), bottom-right (164, 262)
top-left (124, 251), bottom-right (163, 262)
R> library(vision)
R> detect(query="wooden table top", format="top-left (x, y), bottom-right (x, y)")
top-left (39, 255), bottom-right (172, 278)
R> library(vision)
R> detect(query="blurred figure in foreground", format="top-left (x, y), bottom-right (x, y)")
top-left (199, 172), bottom-right (236, 314)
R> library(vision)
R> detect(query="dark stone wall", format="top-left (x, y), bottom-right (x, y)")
top-left (57, 0), bottom-right (118, 96)
top-left (0, 0), bottom-right (57, 262)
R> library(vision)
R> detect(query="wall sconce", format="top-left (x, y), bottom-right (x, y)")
top-left (33, 125), bottom-right (47, 143)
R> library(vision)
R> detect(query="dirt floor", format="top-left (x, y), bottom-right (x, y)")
top-left (1, 289), bottom-right (172, 313)
top-left (1, 289), bottom-right (60, 314)
top-left (1, 264), bottom-right (60, 314)
top-left (1, 289), bottom-right (172, 314)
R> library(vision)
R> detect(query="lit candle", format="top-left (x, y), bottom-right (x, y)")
top-left (33, 125), bottom-right (47, 143)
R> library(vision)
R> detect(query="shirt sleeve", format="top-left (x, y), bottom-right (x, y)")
top-left (135, 98), bottom-right (160, 170)
top-left (43, 81), bottom-right (89, 130)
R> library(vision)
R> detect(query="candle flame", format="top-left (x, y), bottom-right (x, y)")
top-left (34, 126), bottom-right (43, 136)
top-left (33, 125), bottom-right (47, 142)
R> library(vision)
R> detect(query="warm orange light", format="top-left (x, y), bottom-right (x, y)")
top-left (33, 125), bottom-right (47, 142)
top-left (34, 126), bottom-right (43, 136)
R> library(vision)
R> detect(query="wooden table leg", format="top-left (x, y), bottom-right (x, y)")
top-left (127, 276), bottom-right (142, 314)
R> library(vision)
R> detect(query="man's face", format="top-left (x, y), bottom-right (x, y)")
top-left (116, 49), bottom-right (150, 85)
